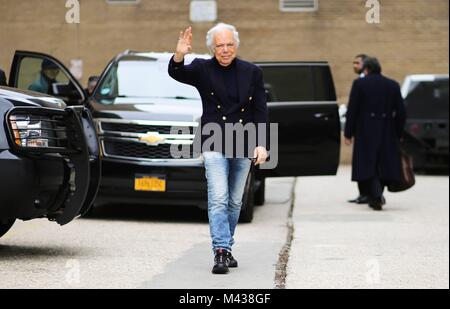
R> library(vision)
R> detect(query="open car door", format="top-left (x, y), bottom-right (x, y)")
top-left (256, 62), bottom-right (341, 178)
top-left (9, 50), bottom-right (86, 106)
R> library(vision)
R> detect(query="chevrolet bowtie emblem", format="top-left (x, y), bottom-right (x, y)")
top-left (139, 132), bottom-right (166, 145)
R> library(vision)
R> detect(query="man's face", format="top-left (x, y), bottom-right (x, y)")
top-left (213, 30), bottom-right (237, 67)
top-left (43, 68), bottom-right (60, 80)
top-left (87, 80), bottom-right (97, 94)
top-left (353, 57), bottom-right (364, 74)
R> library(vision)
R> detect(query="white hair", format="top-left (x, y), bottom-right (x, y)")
top-left (206, 23), bottom-right (240, 55)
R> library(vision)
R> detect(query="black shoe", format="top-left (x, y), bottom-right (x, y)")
top-left (348, 195), bottom-right (369, 204)
top-left (212, 248), bottom-right (230, 274)
top-left (226, 251), bottom-right (238, 268)
top-left (369, 197), bottom-right (384, 211)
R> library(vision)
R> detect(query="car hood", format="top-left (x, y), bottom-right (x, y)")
top-left (0, 86), bottom-right (66, 109)
top-left (90, 97), bottom-right (203, 123)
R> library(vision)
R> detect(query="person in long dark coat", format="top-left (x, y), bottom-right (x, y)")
top-left (344, 57), bottom-right (406, 210)
top-left (348, 53), bottom-right (370, 204)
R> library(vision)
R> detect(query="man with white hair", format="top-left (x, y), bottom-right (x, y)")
top-left (168, 23), bottom-right (269, 274)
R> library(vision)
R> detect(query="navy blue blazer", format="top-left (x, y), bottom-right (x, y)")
top-left (168, 56), bottom-right (269, 157)
top-left (344, 73), bottom-right (407, 182)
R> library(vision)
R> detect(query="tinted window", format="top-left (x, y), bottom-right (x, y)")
top-left (312, 66), bottom-right (337, 101)
top-left (405, 79), bottom-right (449, 119)
top-left (259, 65), bottom-right (336, 102)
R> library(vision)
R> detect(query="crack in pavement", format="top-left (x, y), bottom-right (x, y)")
top-left (274, 177), bottom-right (297, 289)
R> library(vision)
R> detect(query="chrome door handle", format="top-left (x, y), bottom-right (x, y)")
top-left (314, 113), bottom-right (333, 120)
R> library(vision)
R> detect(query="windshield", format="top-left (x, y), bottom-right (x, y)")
top-left (94, 58), bottom-right (201, 104)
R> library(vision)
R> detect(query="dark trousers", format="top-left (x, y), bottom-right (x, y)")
top-left (360, 177), bottom-right (385, 201)
top-left (358, 182), bottom-right (367, 197)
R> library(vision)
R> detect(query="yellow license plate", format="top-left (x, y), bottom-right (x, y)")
top-left (134, 176), bottom-right (166, 192)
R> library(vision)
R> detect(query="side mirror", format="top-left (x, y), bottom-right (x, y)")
top-left (52, 82), bottom-right (84, 104)
top-left (264, 84), bottom-right (276, 102)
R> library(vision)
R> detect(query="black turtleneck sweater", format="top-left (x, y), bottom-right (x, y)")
top-left (215, 57), bottom-right (239, 105)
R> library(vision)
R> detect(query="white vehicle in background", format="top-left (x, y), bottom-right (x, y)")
top-left (401, 74), bottom-right (449, 99)
top-left (401, 74), bottom-right (449, 172)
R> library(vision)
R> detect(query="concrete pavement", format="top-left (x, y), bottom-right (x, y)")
top-left (286, 165), bottom-right (449, 289)
top-left (140, 177), bottom-right (293, 289)
top-left (0, 178), bottom-right (293, 289)
top-left (0, 165), bottom-right (448, 289)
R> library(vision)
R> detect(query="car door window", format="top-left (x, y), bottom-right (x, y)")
top-left (261, 66), bottom-right (314, 102)
top-left (260, 65), bottom-right (337, 102)
top-left (312, 66), bottom-right (337, 101)
top-left (15, 57), bottom-right (70, 96)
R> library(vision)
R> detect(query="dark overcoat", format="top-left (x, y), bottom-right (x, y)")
top-left (344, 73), bottom-right (407, 182)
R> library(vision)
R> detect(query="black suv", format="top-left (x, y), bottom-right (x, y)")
top-left (401, 75), bottom-right (449, 172)
top-left (6, 50), bottom-right (341, 222)
top-left (0, 86), bottom-right (101, 239)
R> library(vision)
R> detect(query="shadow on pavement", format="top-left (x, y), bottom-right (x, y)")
top-left (81, 203), bottom-right (209, 224)
top-left (0, 244), bottom-right (90, 259)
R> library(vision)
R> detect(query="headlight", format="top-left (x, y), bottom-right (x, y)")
top-left (9, 115), bottom-right (56, 148)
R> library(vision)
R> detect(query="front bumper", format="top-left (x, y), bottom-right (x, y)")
top-left (96, 158), bottom-right (208, 209)
top-left (2, 106), bottom-right (101, 225)
top-left (0, 150), bottom-right (66, 220)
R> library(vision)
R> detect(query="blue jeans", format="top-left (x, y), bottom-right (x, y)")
top-left (203, 152), bottom-right (252, 252)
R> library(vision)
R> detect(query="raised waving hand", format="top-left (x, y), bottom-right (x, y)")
top-left (174, 27), bottom-right (193, 62)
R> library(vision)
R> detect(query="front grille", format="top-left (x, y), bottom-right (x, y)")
top-left (101, 122), bottom-right (194, 135)
top-left (103, 140), bottom-right (198, 159)
top-left (99, 120), bottom-right (199, 160)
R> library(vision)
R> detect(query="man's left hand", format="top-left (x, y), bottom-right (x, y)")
top-left (344, 137), bottom-right (353, 146)
top-left (253, 146), bottom-right (268, 165)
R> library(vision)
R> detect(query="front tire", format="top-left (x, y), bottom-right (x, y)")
top-left (0, 219), bottom-right (15, 239)
top-left (80, 204), bottom-right (95, 218)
